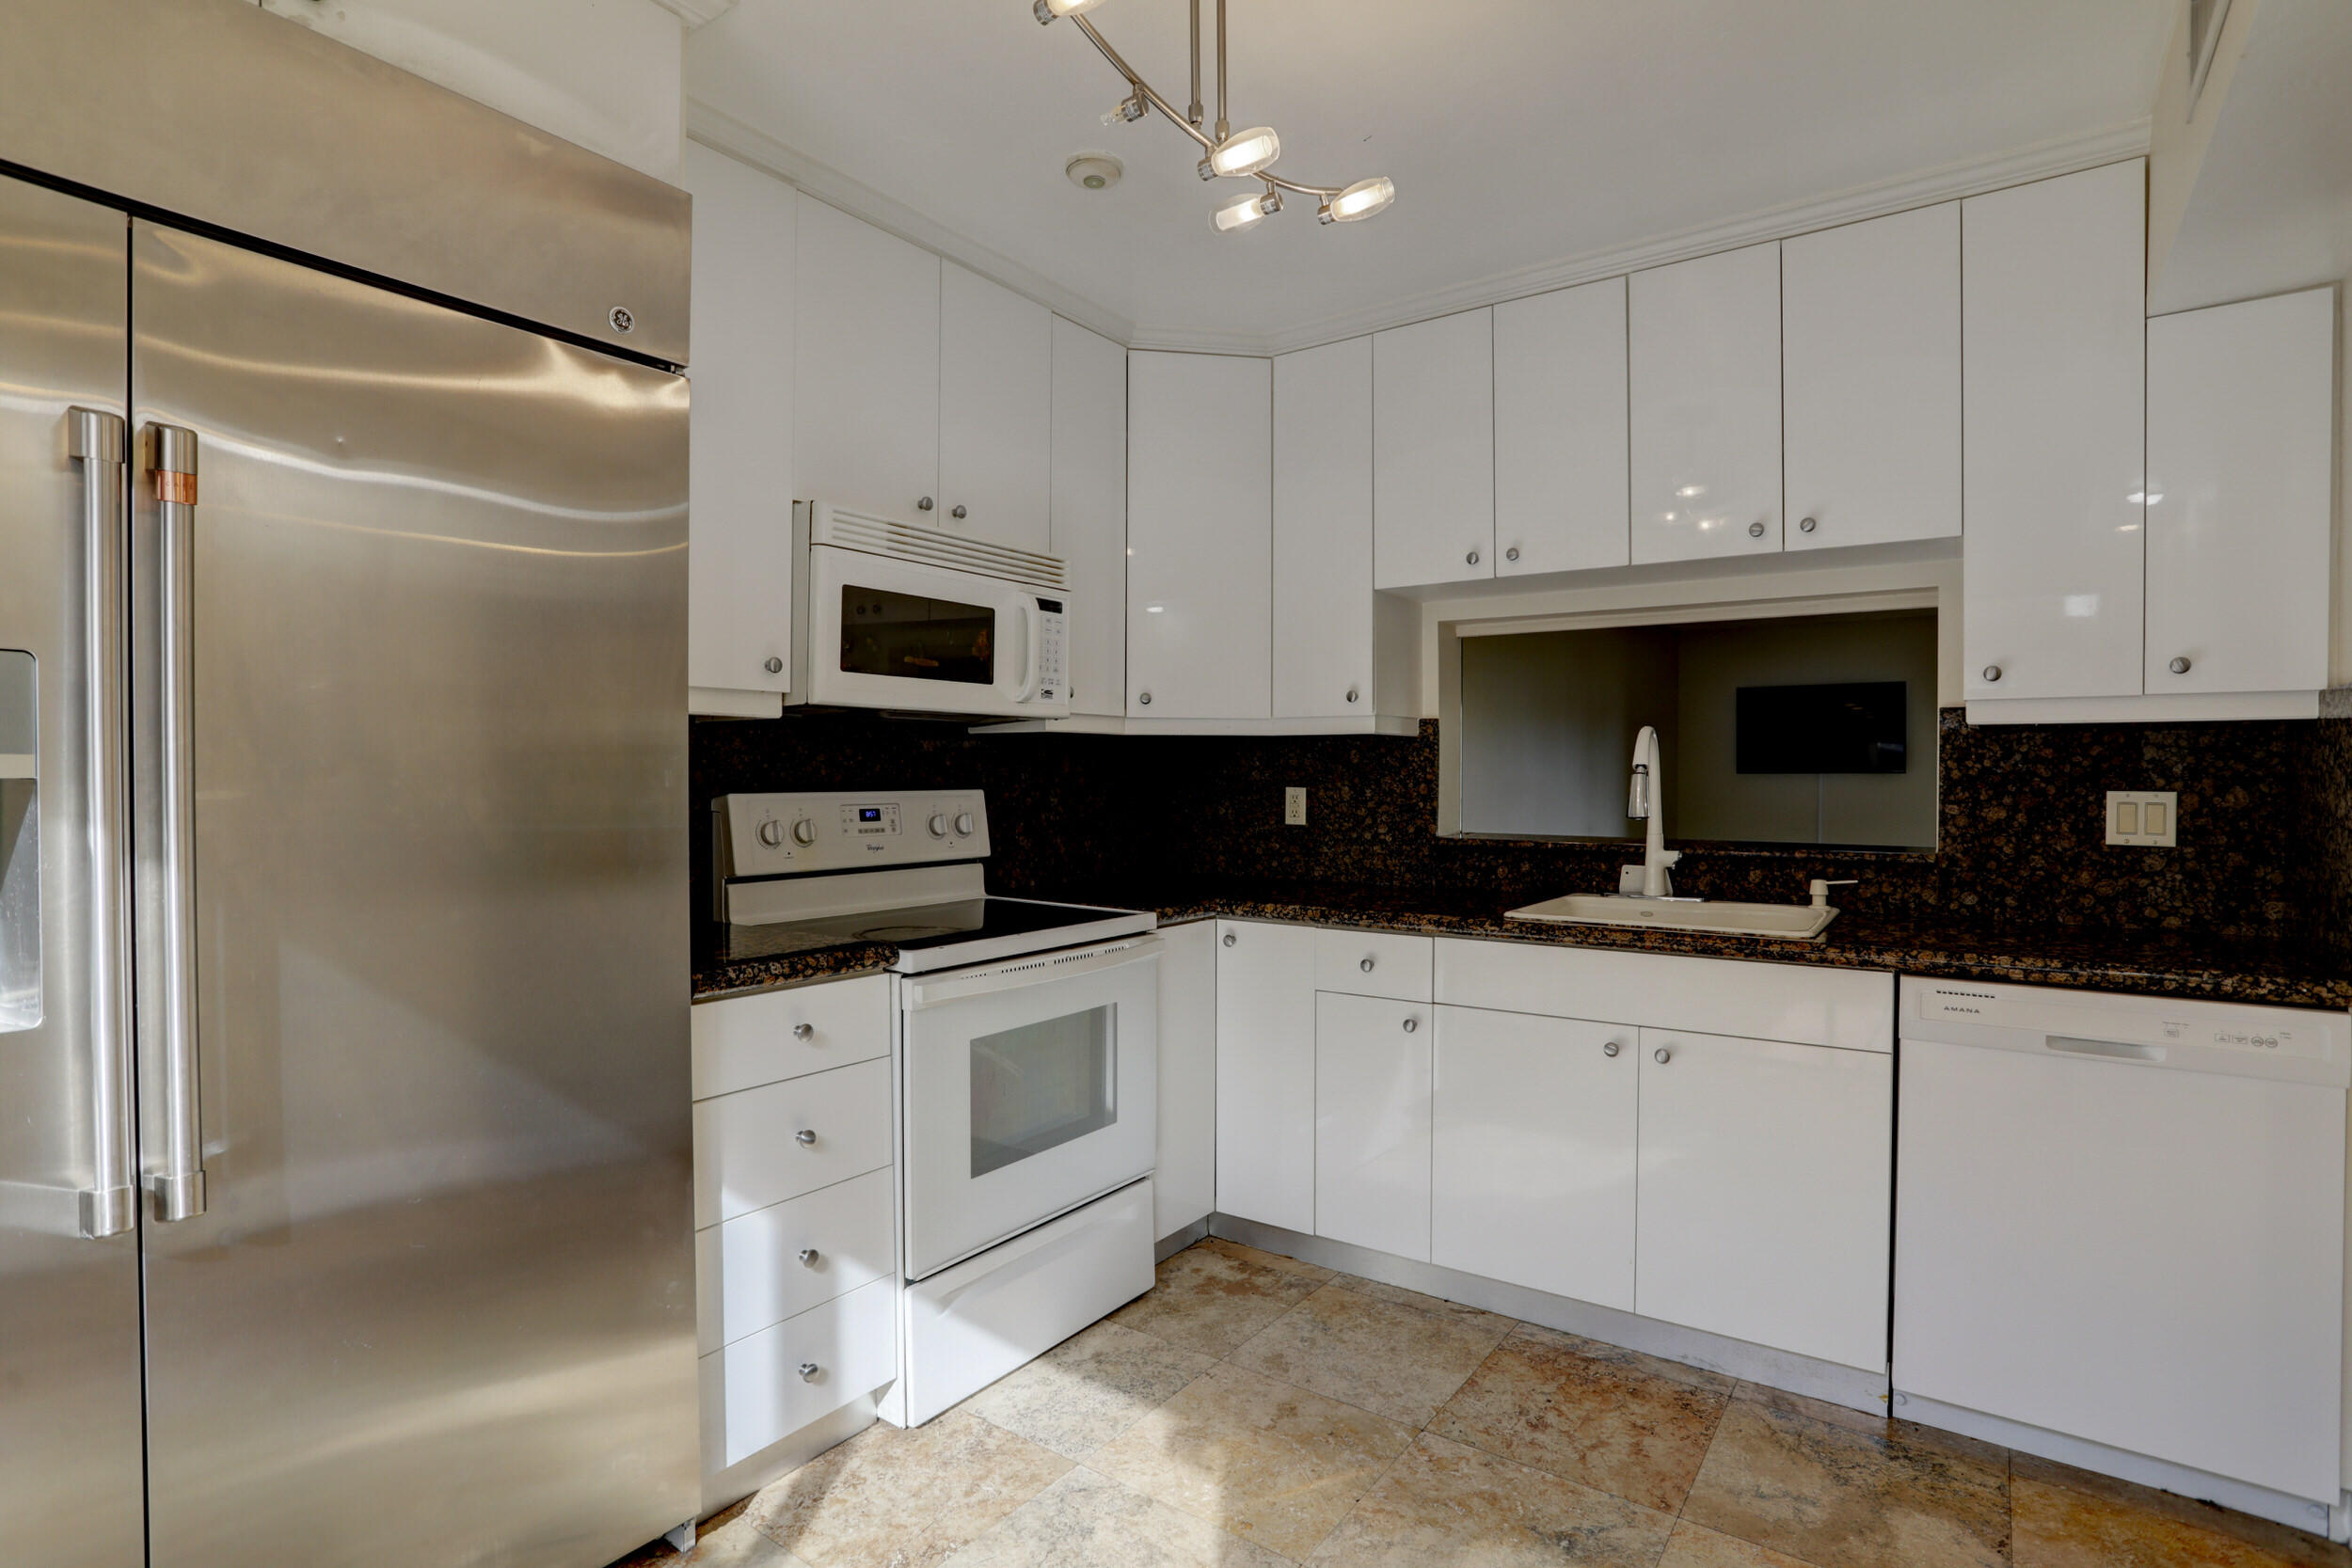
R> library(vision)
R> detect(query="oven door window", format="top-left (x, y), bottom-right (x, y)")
top-left (970, 1004), bottom-right (1115, 1178)
top-left (839, 586), bottom-right (994, 686)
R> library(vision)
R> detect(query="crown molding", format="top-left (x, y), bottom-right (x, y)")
top-left (684, 99), bottom-right (1138, 348)
top-left (1126, 117), bottom-right (2154, 356)
top-left (650, 0), bottom-right (739, 29)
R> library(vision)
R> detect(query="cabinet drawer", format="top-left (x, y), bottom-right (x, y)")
top-left (699, 1275), bottom-right (898, 1472)
top-left (694, 1055), bottom-right (894, 1227)
top-left (697, 1166), bottom-right (897, 1354)
top-left (1434, 938), bottom-right (1892, 1053)
top-left (692, 973), bottom-right (891, 1101)
top-left (1313, 928), bottom-right (1433, 1002)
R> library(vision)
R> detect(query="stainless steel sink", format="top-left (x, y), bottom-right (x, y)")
top-left (1504, 893), bottom-right (1837, 941)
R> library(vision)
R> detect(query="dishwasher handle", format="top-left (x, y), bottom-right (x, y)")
top-left (2046, 1035), bottom-right (2166, 1065)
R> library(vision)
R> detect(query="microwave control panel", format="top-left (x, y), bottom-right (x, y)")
top-left (716, 790), bottom-right (990, 878)
top-left (1034, 597), bottom-right (1068, 705)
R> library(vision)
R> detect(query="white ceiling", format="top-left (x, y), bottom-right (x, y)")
top-left (685, 0), bottom-right (2171, 351)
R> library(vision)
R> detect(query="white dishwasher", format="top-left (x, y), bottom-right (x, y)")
top-left (1895, 977), bottom-right (2348, 1530)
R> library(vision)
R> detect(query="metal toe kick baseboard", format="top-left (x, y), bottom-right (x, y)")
top-left (1208, 1215), bottom-right (1890, 1417)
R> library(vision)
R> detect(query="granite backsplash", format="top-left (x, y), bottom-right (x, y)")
top-left (691, 708), bottom-right (2352, 948)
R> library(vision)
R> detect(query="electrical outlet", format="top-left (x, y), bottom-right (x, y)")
top-left (2106, 790), bottom-right (2178, 847)
top-left (1284, 786), bottom-right (1307, 826)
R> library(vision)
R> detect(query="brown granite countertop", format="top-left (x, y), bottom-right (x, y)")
top-left (693, 879), bottom-right (2352, 1009)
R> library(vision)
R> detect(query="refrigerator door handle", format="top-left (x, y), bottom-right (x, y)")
top-left (68, 408), bottom-right (136, 1240)
top-left (142, 421), bottom-right (204, 1224)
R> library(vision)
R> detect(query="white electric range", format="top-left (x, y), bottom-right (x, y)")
top-left (712, 790), bottom-right (1161, 1425)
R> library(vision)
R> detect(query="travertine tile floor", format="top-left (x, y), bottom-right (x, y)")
top-left (627, 1239), bottom-right (2352, 1568)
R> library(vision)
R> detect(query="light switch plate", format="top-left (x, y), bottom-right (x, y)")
top-left (1284, 786), bottom-right (1307, 826)
top-left (2106, 790), bottom-right (2178, 847)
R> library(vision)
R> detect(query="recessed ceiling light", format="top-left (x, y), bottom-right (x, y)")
top-left (1066, 153), bottom-right (1123, 192)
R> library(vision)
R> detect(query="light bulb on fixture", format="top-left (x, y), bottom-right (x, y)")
top-left (1200, 126), bottom-right (1280, 180)
top-left (1318, 175), bottom-right (1395, 224)
top-left (1214, 188), bottom-right (1278, 233)
top-left (1033, 0), bottom-right (1107, 22)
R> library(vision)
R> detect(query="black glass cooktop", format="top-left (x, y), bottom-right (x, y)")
top-left (718, 896), bottom-right (1137, 961)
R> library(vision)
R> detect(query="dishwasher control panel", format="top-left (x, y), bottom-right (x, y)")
top-left (1902, 979), bottom-right (2350, 1086)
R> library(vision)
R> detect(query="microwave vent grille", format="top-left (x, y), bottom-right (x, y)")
top-left (812, 505), bottom-right (1070, 592)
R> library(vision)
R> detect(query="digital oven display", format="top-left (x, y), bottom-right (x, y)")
top-left (858, 808), bottom-right (882, 823)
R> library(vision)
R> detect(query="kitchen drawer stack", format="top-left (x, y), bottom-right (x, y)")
top-left (691, 974), bottom-right (898, 1477)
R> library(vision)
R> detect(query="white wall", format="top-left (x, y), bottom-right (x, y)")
top-left (257, 0), bottom-right (687, 182)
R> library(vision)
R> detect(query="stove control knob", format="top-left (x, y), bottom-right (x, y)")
top-left (791, 818), bottom-right (817, 847)
top-left (758, 820), bottom-right (786, 847)
top-left (955, 812), bottom-right (977, 836)
top-left (929, 813), bottom-right (950, 838)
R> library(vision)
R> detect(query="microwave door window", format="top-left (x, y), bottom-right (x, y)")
top-left (970, 1004), bottom-right (1116, 1178)
top-left (840, 587), bottom-right (995, 685)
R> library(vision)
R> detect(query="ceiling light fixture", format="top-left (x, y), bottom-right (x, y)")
top-left (1034, 0), bottom-right (1393, 234)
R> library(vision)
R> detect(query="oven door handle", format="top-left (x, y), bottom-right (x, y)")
top-left (902, 933), bottom-right (1164, 1009)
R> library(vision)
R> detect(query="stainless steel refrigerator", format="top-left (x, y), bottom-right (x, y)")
top-left (0, 21), bottom-right (697, 1565)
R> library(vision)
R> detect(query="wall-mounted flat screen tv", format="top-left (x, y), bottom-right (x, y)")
top-left (1736, 681), bottom-right (1907, 774)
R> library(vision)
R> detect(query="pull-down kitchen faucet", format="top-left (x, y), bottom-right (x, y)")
top-left (1627, 725), bottom-right (1681, 897)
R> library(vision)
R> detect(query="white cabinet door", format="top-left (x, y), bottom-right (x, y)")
top-left (1215, 921), bottom-right (1316, 1233)
top-left (1153, 918), bottom-right (1218, 1241)
top-left (1275, 337), bottom-right (1375, 718)
top-left (1050, 318), bottom-right (1127, 716)
top-left (682, 142), bottom-right (795, 713)
top-left (1127, 352), bottom-right (1272, 719)
top-left (1783, 203), bottom-right (1960, 551)
top-left (1493, 278), bottom-right (1629, 575)
top-left (1634, 1029), bottom-right (1891, 1371)
top-left (1962, 160), bottom-right (2145, 701)
top-left (1432, 1006), bottom-right (1636, 1310)
top-left (1314, 992), bottom-right (1432, 1261)
top-left (939, 262), bottom-right (1051, 551)
top-left (1629, 242), bottom-right (1783, 563)
top-left (1372, 309), bottom-right (1495, 588)
top-left (2145, 287), bottom-right (2335, 698)
top-left (793, 193), bottom-right (940, 520)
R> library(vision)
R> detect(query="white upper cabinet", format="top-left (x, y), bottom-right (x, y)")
top-left (1372, 309), bottom-right (1496, 589)
top-left (1962, 161), bottom-right (2146, 703)
top-left (1127, 351), bottom-right (1272, 719)
top-left (1783, 203), bottom-right (1961, 551)
top-left (1275, 338), bottom-right (1375, 718)
top-left (939, 262), bottom-right (1052, 551)
top-left (1050, 318), bottom-right (1127, 718)
top-left (682, 142), bottom-right (794, 716)
top-left (793, 193), bottom-right (942, 520)
top-left (2144, 287), bottom-right (2336, 699)
top-left (1629, 241), bottom-right (1783, 563)
top-left (1492, 278), bottom-right (1629, 575)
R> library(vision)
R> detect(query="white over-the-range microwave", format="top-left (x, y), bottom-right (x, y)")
top-left (788, 501), bottom-right (1072, 721)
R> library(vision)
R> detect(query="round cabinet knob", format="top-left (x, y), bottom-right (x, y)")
top-left (792, 1022), bottom-right (815, 1041)
top-left (955, 812), bottom-right (977, 835)
top-left (791, 818), bottom-right (818, 846)
top-left (1505, 546), bottom-right (1520, 562)
top-left (764, 656), bottom-right (785, 674)
top-left (1345, 687), bottom-right (1359, 704)
top-left (1747, 520), bottom-right (1767, 538)
top-left (1402, 1016), bottom-right (1419, 1033)
top-left (1798, 516), bottom-right (1818, 533)
top-left (758, 820), bottom-right (786, 847)
top-left (1359, 957), bottom-right (1375, 974)
top-left (951, 504), bottom-right (967, 519)
top-left (798, 1362), bottom-right (820, 1382)
top-left (1138, 690), bottom-right (1152, 705)
top-left (1602, 1040), bottom-right (1621, 1058)
top-left (1653, 1046), bottom-right (1672, 1065)
top-left (917, 496), bottom-right (934, 511)
top-left (1222, 931), bottom-right (1236, 948)
top-left (2169, 657), bottom-right (2191, 674)
top-left (798, 1248), bottom-right (819, 1267)
top-left (795, 1128), bottom-right (817, 1146)
top-left (1981, 665), bottom-right (2003, 684)
top-left (929, 813), bottom-right (950, 838)
top-left (1466, 548), bottom-right (1482, 566)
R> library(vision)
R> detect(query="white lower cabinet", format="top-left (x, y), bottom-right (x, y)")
top-left (700, 1276), bottom-right (898, 1471)
top-left (1313, 992), bottom-right (1432, 1260)
top-left (692, 1054), bottom-right (895, 1227)
top-left (1215, 921), bottom-right (1317, 1232)
top-left (1153, 919), bottom-right (1218, 1240)
top-left (1431, 1006), bottom-right (1637, 1312)
top-left (1633, 1028), bottom-right (1892, 1371)
top-left (696, 1166), bottom-right (896, 1354)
